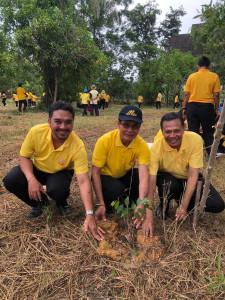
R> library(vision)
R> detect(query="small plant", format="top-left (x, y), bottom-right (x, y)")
top-left (208, 252), bottom-right (225, 291)
top-left (111, 197), bottom-right (154, 245)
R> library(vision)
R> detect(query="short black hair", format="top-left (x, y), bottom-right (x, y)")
top-left (49, 101), bottom-right (75, 119)
top-left (18, 83), bottom-right (22, 87)
top-left (160, 112), bottom-right (184, 129)
top-left (198, 56), bottom-right (210, 68)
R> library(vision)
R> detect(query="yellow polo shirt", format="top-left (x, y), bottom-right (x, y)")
top-left (92, 129), bottom-right (150, 178)
top-left (184, 69), bottom-right (221, 104)
top-left (156, 93), bottom-right (162, 102)
top-left (80, 93), bottom-right (90, 105)
top-left (32, 95), bottom-right (37, 102)
top-left (150, 131), bottom-right (203, 179)
top-left (28, 92), bottom-right (33, 100)
top-left (174, 95), bottom-right (179, 103)
top-left (20, 124), bottom-right (88, 174)
top-left (17, 87), bottom-right (26, 100)
top-left (138, 96), bottom-right (143, 103)
top-left (105, 95), bottom-right (110, 103)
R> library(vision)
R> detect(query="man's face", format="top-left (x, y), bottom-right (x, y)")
top-left (48, 110), bottom-right (74, 143)
top-left (118, 120), bottom-right (141, 147)
top-left (162, 119), bottom-right (184, 150)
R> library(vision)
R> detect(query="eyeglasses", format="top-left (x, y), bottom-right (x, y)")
top-left (119, 121), bottom-right (141, 130)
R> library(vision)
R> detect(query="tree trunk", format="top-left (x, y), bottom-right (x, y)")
top-left (199, 107), bottom-right (225, 214)
top-left (54, 71), bottom-right (58, 102)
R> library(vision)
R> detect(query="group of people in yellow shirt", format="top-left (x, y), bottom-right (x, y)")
top-left (79, 86), bottom-right (110, 116)
top-left (13, 83), bottom-right (38, 111)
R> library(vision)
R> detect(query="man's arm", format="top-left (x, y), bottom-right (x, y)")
top-left (91, 165), bottom-right (106, 221)
top-left (182, 92), bottom-right (190, 119)
top-left (133, 166), bottom-right (154, 238)
top-left (175, 167), bottom-right (199, 221)
top-left (76, 172), bottom-right (104, 241)
top-left (213, 92), bottom-right (220, 117)
top-left (19, 155), bottom-right (44, 201)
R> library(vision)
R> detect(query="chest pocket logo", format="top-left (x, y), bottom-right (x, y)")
top-left (58, 158), bottom-right (64, 165)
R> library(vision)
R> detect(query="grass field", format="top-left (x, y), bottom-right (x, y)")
top-left (0, 99), bottom-right (225, 300)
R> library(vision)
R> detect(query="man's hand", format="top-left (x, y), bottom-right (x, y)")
top-left (84, 215), bottom-right (105, 241)
top-left (132, 203), bottom-right (146, 229)
top-left (28, 177), bottom-right (45, 201)
top-left (95, 205), bottom-right (107, 222)
top-left (175, 206), bottom-right (188, 221)
top-left (142, 211), bottom-right (154, 238)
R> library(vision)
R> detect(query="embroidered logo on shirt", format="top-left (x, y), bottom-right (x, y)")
top-left (126, 110), bottom-right (137, 117)
top-left (59, 158), bottom-right (64, 165)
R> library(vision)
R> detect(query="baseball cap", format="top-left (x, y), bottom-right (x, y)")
top-left (84, 89), bottom-right (88, 92)
top-left (118, 105), bottom-right (143, 123)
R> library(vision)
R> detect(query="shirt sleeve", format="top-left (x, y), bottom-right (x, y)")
top-left (73, 144), bottom-right (89, 174)
top-left (137, 141), bottom-right (150, 166)
top-left (189, 135), bottom-right (203, 169)
top-left (149, 143), bottom-right (160, 175)
top-left (213, 75), bottom-right (221, 93)
top-left (92, 137), bottom-right (108, 168)
top-left (20, 129), bottom-right (35, 158)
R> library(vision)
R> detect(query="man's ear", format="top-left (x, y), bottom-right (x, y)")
top-left (48, 118), bottom-right (51, 127)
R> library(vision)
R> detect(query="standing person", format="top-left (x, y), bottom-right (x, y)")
top-left (17, 83), bottom-right (27, 112)
top-left (32, 93), bottom-right (37, 106)
top-left (173, 93), bottom-right (180, 109)
top-left (89, 85), bottom-right (99, 116)
top-left (92, 105), bottom-right (153, 237)
top-left (156, 91), bottom-right (162, 109)
top-left (27, 91), bottom-right (33, 107)
top-left (146, 112), bottom-right (224, 223)
top-left (137, 95), bottom-right (143, 109)
top-left (105, 93), bottom-right (110, 108)
top-left (80, 89), bottom-right (90, 116)
top-left (182, 56), bottom-right (221, 155)
top-left (99, 90), bottom-right (106, 110)
top-left (3, 101), bottom-right (104, 241)
top-left (1, 91), bottom-right (7, 106)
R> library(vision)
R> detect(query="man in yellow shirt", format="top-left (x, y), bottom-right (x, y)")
top-left (17, 83), bottom-right (27, 112)
top-left (3, 101), bottom-right (104, 241)
top-left (137, 95), bottom-right (143, 109)
top-left (92, 105), bottom-right (153, 236)
top-left (182, 56), bottom-right (221, 155)
top-left (80, 89), bottom-right (90, 116)
top-left (147, 112), bottom-right (224, 223)
top-left (156, 91), bottom-right (162, 109)
top-left (105, 94), bottom-right (110, 108)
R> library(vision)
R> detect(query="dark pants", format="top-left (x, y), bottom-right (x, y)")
top-left (82, 104), bottom-right (88, 116)
top-left (156, 101), bottom-right (161, 109)
top-left (28, 99), bottom-right (32, 106)
top-left (156, 172), bottom-right (224, 213)
top-left (19, 100), bottom-right (27, 112)
top-left (138, 103), bottom-right (142, 108)
top-left (100, 169), bottom-right (139, 213)
top-left (3, 165), bottom-right (74, 208)
top-left (2, 98), bottom-right (6, 106)
top-left (174, 102), bottom-right (180, 109)
top-left (99, 99), bottom-right (105, 110)
top-left (187, 102), bottom-right (215, 155)
top-left (90, 104), bottom-right (99, 116)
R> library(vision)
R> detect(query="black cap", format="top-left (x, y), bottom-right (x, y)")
top-left (118, 105), bottom-right (143, 123)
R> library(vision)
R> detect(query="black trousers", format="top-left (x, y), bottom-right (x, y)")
top-left (100, 169), bottom-right (139, 213)
top-left (156, 101), bottom-right (161, 109)
top-left (3, 165), bottom-right (74, 208)
top-left (19, 100), bottom-right (27, 112)
top-left (2, 98), bottom-right (6, 106)
top-left (156, 172), bottom-right (224, 213)
top-left (187, 102), bottom-right (215, 155)
top-left (99, 99), bottom-right (105, 110)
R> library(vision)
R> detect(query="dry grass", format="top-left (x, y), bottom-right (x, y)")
top-left (0, 100), bottom-right (225, 299)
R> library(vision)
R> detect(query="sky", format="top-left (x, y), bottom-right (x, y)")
top-left (135, 0), bottom-right (216, 34)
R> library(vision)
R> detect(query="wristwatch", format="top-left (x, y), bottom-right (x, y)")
top-left (86, 210), bottom-right (94, 215)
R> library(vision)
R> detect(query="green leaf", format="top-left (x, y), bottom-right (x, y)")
top-left (117, 204), bottom-right (124, 214)
top-left (136, 198), bottom-right (142, 205)
top-left (121, 207), bottom-right (128, 217)
top-left (138, 208), bottom-right (146, 215)
top-left (124, 197), bottom-right (129, 207)
top-left (131, 202), bottom-right (137, 210)
top-left (134, 212), bottom-right (141, 220)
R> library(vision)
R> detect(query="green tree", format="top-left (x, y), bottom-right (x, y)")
top-left (0, 0), bottom-right (107, 104)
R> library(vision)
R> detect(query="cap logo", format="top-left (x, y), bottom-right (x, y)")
top-left (126, 110), bottom-right (137, 117)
